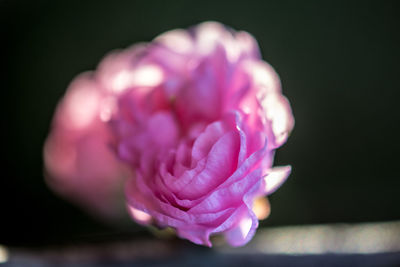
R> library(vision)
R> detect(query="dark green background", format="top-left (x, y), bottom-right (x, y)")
top-left (2, 0), bottom-right (399, 246)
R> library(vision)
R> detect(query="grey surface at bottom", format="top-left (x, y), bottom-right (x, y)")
top-left (3, 222), bottom-right (400, 266)
top-left (5, 251), bottom-right (400, 267)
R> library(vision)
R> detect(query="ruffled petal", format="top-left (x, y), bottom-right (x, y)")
top-left (189, 168), bottom-right (262, 214)
top-left (177, 131), bottom-right (240, 199)
top-left (224, 176), bottom-right (262, 247)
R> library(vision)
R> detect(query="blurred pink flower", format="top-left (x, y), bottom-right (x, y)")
top-left (44, 22), bottom-right (293, 246)
top-left (43, 73), bottom-right (130, 220)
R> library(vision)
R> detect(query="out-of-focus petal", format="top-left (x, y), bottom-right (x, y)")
top-left (253, 197), bottom-right (271, 220)
top-left (127, 205), bottom-right (152, 225)
top-left (44, 74), bottom-right (130, 220)
top-left (155, 29), bottom-right (194, 54)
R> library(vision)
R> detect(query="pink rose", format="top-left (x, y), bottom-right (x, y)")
top-left (44, 22), bottom-right (294, 246)
top-left (110, 22), bottom-right (294, 246)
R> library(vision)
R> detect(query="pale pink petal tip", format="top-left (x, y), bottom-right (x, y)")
top-left (264, 165), bottom-right (292, 195)
top-left (127, 206), bottom-right (152, 225)
top-left (225, 215), bottom-right (257, 247)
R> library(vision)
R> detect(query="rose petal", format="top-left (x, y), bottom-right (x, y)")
top-left (264, 165), bottom-right (292, 195)
top-left (177, 131), bottom-right (240, 199)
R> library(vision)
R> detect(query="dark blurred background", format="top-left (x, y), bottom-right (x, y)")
top-left (2, 0), bottom-right (399, 247)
